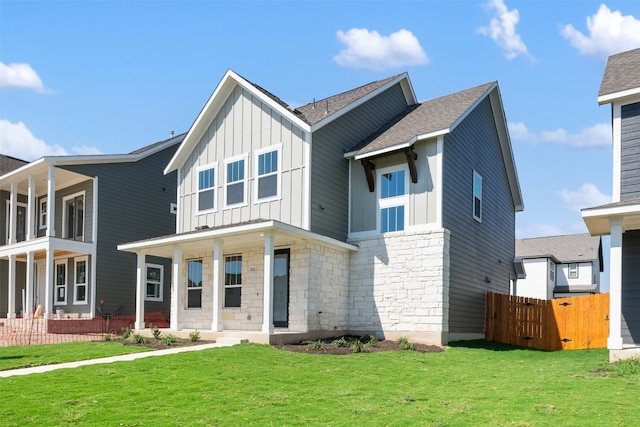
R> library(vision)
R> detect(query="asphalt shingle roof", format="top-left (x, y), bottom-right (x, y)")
top-left (599, 47), bottom-right (640, 98)
top-left (0, 154), bottom-right (29, 175)
top-left (516, 233), bottom-right (601, 263)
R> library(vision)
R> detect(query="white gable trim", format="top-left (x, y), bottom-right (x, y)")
top-left (598, 87), bottom-right (640, 105)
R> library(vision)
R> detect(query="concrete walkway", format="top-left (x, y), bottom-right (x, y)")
top-left (0, 342), bottom-right (233, 378)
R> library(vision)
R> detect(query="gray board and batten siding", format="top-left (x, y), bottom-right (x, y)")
top-left (441, 95), bottom-right (517, 335)
top-left (60, 144), bottom-right (179, 316)
top-left (621, 101), bottom-right (640, 201)
top-left (310, 82), bottom-right (410, 241)
top-left (622, 229), bottom-right (640, 344)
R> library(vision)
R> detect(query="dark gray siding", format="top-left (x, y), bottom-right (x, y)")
top-left (60, 145), bottom-right (178, 316)
top-left (622, 230), bottom-right (640, 344)
top-left (0, 190), bottom-right (29, 245)
top-left (621, 102), bottom-right (640, 200)
top-left (0, 260), bottom-right (26, 315)
top-left (442, 96), bottom-right (516, 335)
top-left (310, 83), bottom-right (409, 241)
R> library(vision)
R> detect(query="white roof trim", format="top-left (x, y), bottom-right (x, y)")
top-left (598, 87), bottom-right (640, 105)
top-left (352, 140), bottom-right (414, 161)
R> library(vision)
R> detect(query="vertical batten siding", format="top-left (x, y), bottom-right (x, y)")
top-left (311, 84), bottom-right (410, 241)
top-left (622, 230), bottom-right (640, 344)
top-left (441, 96), bottom-right (516, 334)
top-left (61, 145), bottom-right (179, 316)
top-left (179, 86), bottom-right (306, 233)
top-left (620, 102), bottom-right (640, 200)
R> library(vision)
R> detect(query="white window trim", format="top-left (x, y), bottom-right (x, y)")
top-left (223, 153), bottom-right (249, 209)
top-left (73, 256), bottom-right (89, 305)
top-left (196, 162), bottom-right (218, 214)
top-left (62, 190), bottom-right (86, 241)
top-left (5, 200), bottom-right (28, 243)
top-left (254, 144), bottom-right (282, 203)
top-left (473, 170), bottom-right (483, 223)
top-left (145, 263), bottom-right (164, 302)
top-left (38, 198), bottom-right (47, 230)
top-left (568, 263), bottom-right (579, 279)
top-left (377, 165), bottom-right (409, 234)
top-left (54, 259), bottom-right (68, 306)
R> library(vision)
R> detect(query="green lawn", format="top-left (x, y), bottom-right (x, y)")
top-left (0, 340), bottom-right (637, 426)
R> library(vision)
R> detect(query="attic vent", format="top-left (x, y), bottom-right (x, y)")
top-left (513, 258), bottom-right (526, 280)
top-left (195, 225), bottom-right (210, 231)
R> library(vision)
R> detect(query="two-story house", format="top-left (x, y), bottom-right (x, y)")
top-left (119, 70), bottom-right (523, 345)
top-left (0, 134), bottom-right (182, 324)
top-left (513, 234), bottom-right (602, 300)
top-left (582, 47), bottom-right (640, 361)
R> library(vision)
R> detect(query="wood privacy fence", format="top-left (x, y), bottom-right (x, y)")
top-left (486, 292), bottom-right (609, 351)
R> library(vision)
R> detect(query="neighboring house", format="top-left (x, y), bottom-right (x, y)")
top-left (119, 70), bottom-right (523, 345)
top-left (582, 47), bottom-right (640, 360)
top-left (0, 134), bottom-right (183, 321)
top-left (513, 234), bottom-right (603, 300)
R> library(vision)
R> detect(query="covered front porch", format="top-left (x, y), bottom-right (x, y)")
top-left (583, 199), bottom-right (640, 361)
top-left (118, 220), bottom-right (357, 342)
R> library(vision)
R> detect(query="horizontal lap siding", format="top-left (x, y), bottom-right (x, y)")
top-left (311, 84), bottom-right (409, 241)
top-left (621, 102), bottom-right (640, 200)
top-left (622, 230), bottom-right (640, 344)
top-left (442, 96), bottom-right (516, 334)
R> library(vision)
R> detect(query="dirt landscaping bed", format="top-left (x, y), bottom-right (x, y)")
top-left (274, 335), bottom-right (444, 355)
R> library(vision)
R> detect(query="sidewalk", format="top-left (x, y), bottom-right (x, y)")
top-left (0, 342), bottom-right (232, 378)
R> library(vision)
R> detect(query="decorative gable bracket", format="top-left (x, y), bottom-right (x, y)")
top-left (361, 159), bottom-right (376, 192)
top-left (360, 147), bottom-right (419, 192)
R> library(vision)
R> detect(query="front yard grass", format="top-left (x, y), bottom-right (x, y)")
top-left (0, 340), bottom-right (638, 426)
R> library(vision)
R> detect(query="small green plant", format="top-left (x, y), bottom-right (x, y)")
top-left (150, 324), bottom-right (162, 340)
top-left (132, 333), bottom-right (147, 344)
top-left (121, 326), bottom-right (133, 339)
top-left (189, 330), bottom-right (201, 342)
top-left (307, 339), bottom-right (325, 351)
top-left (162, 334), bottom-right (179, 346)
top-left (103, 333), bottom-right (112, 342)
top-left (398, 337), bottom-right (415, 351)
top-left (605, 358), bottom-right (640, 377)
top-left (332, 336), bottom-right (349, 347)
top-left (363, 334), bottom-right (378, 347)
top-left (350, 339), bottom-right (365, 353)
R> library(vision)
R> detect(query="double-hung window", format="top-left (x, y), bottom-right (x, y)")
top-left (568, 263), bottom-right (578, 279)
top-left (378, 166), bottom-right (408, 233)
top-left (224, 255), bottom-right (242, 308)
top-left (256, 145), bottom-right (281, 201)
top-left (62, 192), bottom-right (85, 240)
top-left (187, 259), bottom-right (203, 308)
top-left (145, 263), bottom-right (164, 302)
top-left (74, 257), bottom-right (88, 304)
top-left (473, 171), bottom-right (483, 222)
top-left (39, 198), bottom-right (47, 230)
top-left (224, 155), bottom-right (247, 207)
top-left (55, 259), bottom-right (67, 305)
top-left (197, 164), bottom-right (216, 212)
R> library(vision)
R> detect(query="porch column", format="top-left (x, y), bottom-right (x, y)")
top-left (44, 247), bottom-right (54, 319)
top-left (25, 251), bottom-right (34, 319)
top-left (27, 175), bottom-right (35, 240)
top-left (170, 246), bottom-right (182, 330)
top-left (135, 251), bottom-right (147, 329)
top-left (262, 232), bottom-right (275, 334)
top-left (7, 255), bottom-right (16, 318)
top-left (211, 239), bottom-right (224, 331)
top-left (9, 182), bottom-right (17, 244)
top-left (608, 218), bottom-right (624, 349)
top-left (46, 166), bottom-right (55, 237)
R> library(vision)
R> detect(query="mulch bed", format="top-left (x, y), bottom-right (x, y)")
top-left (108, 337), bottom-right (214, 350)
top-left (275, 335), bottom-right (444, 355)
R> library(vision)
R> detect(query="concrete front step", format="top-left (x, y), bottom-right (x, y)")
top-left (215, 337), bottom-right (249, 345)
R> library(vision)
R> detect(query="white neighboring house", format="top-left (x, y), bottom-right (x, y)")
top-left (512, 234), bottom-right (603, 300)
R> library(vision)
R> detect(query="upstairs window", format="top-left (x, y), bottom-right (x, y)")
top-left (256, 146), bottom-right (281, 201)
top-left (224, 255), bottom-right (242, 308)
top-left (197, 164), bottom-right (216, 212)
top-left (378, 167), bottom-right (408, 233)
top-left (568, 263), bottom-right (578, 279)
top-left (224, 155), bottom-right (247, 207)
top-left (63, 192), bottom-right (84, 241)
top-left (39, 199), bottom-right (47, 230)
top-left (473, 171), bottom-right (483, 222)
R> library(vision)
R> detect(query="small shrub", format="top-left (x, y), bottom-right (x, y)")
top-left (350, 339), bottom-right (365, 353)
top-left (132, 333), bottom-right (147, 344)
top-left (398, 337), bottom-right (415, 351)
top-left (103, 333), bottom-right (112, 342)
top-left (332, 337), bottom-right (349, 348)
top-left (121, 326), bottom-right (133, 339)
top-left (364, 334), bottom-right (378, 347)
top-left (162, 334), bottom-right (179, 346)
top-left (150, 324), bottom-right (162, 340)
top-left (189, 330), bottom-right (201, 342)
top-left (307, 339), bottom-right (325, 351)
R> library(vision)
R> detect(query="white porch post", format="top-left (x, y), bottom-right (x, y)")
top-left (135, 252), bottom-right (146, 329)
top-left (9, 182), bottom-right (17, 244)
top-left (262, 232), bottom-right (275, 334)
top-left (170, 246), bottom-right (182, 330)
top-left (27, 175), bottom-right (35, 240)
top-left (211, 239), bottom-right (224, 331)
top-left (7, 255), bottom-right (16, 318)
top-left (46, 166), bottom-right (55, 237)
top-left (44, 248), bottom-right (54, 319)
top-left (25, 251), bottom-right (34, 319)
top-left (608, 218), bottom-right (624, 349)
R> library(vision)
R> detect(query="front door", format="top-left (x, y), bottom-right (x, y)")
top-left (273, 249), bottom-right (290, 328)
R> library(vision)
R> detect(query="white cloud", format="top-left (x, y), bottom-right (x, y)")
top-left (561, 4), bottom-right (640, 59)
top-left (333, 28), bottom-right (428, 71)
top-left (0, 119), bottom-right (102, 161)
top-left (557, 183), bottom-right (611, 212)
top-left (0, 62), bottom-right (45, 92)
top-left (508, 121), bottom-right (611, 147)
top-left (478, 0), bottom-right (530, 60)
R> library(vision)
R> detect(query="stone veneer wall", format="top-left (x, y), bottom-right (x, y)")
top-left (347, 229), bottom-right (451, 345)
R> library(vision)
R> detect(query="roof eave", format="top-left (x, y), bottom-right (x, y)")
top-left (598, 87), bottom-right (640, 105)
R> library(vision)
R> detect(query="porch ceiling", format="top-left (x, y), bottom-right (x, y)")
top-left (582, 201), bottom-right (640, 235)
top-left (0, 161), bottom-right (90, 194)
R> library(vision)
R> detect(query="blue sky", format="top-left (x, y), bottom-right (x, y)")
top-left (1, 0), bottom-right (640, 255)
